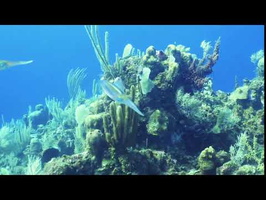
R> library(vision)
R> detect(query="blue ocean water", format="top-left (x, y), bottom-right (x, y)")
top-left (0, 25), bottom-right (264, 124)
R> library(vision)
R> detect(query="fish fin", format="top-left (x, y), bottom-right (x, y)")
top-left (123, 99), bottom-right (144, 116)
top-left (113, 77), bottom-right (126, 93)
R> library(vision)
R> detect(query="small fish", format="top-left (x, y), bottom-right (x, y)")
top-left (100, 77), bottom-right (144, 116)
top-left (0, 60), bottom-right (33, 71)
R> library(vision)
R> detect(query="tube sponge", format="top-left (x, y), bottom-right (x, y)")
top-left (140, 67), bottom-right (154, 95)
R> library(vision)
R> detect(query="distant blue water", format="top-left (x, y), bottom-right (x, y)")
top-left (0, 25), bottom-right (264, 123)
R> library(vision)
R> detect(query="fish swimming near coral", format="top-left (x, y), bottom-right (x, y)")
top-left (0, 60), bottom-right (33, 71)
top-left (100, 77), bottom-right (144, 116)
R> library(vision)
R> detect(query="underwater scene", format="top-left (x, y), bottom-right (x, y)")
top-left (0, 25), bottom-right (264, 175)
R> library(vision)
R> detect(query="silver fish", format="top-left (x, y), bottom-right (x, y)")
top-left (100, 77), bottom-right (144, 116)
top-left (0, 60), bottom-right (33, 71)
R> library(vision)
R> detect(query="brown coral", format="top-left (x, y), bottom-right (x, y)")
top-left (182, 37), bottom-right (221, 91)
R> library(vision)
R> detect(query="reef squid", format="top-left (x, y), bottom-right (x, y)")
top-left (100, 77), bottom-right (144, 116)
top-left (0, 60), bottom-right (33, 71)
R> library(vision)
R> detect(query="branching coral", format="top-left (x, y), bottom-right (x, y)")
top-left (239, 107), bottom-right (264, 144)
top-left (84, 25), bottom-right (113, 77)
top-left (182, 37), bottom-right (221, 91)
top-left (25, 155), bottom-right (42, 175)
top-left (175, 87), bottom-right (217, 127)
top-left (211, 106), bottom-right (240, 134)
top-left (45, 97), bottom-right (65, 123)
top-left (229, 132), bottom-right (264, 174)
top-left (85, 25), bottom-right (128, 80)
top-left (0, 119), bottom-right (31, 155)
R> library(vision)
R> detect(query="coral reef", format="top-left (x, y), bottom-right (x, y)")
top-left (197, 146), bottom-right (230, 175)
top-left (251, 50), bottom-right (264, 78)
top-left (43, 151), bottom-right (97, 175)
top-left (198, 146), bottom-right (217, 175)
top-left (0, 26), bottom-right (263, 175)
top-left (147, 109), bottom-right (169, 136)
top-left (85, 129), bottom-right (106, 164)
top-left (28, 138), bottom-right (43, 156)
